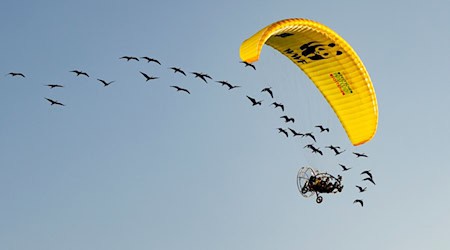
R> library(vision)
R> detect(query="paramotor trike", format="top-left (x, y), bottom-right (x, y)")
top-left (297, 167), bottom-right (344, 204)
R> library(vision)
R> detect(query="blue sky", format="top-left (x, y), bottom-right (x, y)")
top-left (1, 1), bottom-right (450, 249)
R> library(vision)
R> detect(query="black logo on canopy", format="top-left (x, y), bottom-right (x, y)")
top-left (282, 40), bottom-right (343, 64)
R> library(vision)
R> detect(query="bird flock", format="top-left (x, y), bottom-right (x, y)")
top-left (5, 56), bottom-right (375, 207)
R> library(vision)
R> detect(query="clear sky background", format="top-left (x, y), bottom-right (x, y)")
top-left (1, 1), bottom-right (450, 249)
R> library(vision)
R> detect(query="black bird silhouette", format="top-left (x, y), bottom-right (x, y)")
top-left (46, 84), bottom-right (63, 89)
top-left (45, 98), bottom-right (64, 106)
top-left (326, 145), bottom-right (340, 150)
top-left (304, 144), bottom-right (322, 155)
top-left (271, 102), bottom-right (284, 111)
top-left (304, 132), bottom-right (316, 142)
top-left (280, 115), bottom-right (295, 123)
top-left (7, 72), bottom-right (25, 77)
top-left (326, 145), bottom-right (345, 155)
top-left (120, 56), bottom-right (139, 61)
top-left (141, 57), bottom-right (161, 64)
top-left (261, 87), bottom-right (274, 98)
top-left (171, 85), bottom-right (190, 94)
top-left (353, 199), bottom-right (364, 207)
top-left (216, 80), bottom-right (240, 90)
top-left (310, 147), bottom-right (323, 155)
top-left (169, 67), bottom-right (186, 76)
top-left (360, 170), bottom-right (373, 179)
top-left (240, 61), bottom-right (256, 70)
top-left (353, 152), bottom-right (368, 158)
top-left (277, 128), bottom-right (289, 137)
top-left (315, 125), bottom-right (330, 132)
top-left (97, 79), bottom-right (115, 87)
top-left (288, 128), bottom-right (304, 137)
top-left (339, 164), bottom-right (351, 171)
top-left (70, 70), bottom-right (89, 77)
top-left (363, 177), bottom-right (376, 185)
top-left (191, 72), bottom-right (212, 83)
top-left (246, 96), bottom-right (262, 106)
top-left (140, 71), bottom-right (159, 82)
top-left (356, 185), bottom-right (367, 193)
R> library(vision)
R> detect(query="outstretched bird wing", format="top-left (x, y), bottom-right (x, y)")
top-left (240, 61), bottom-right (256, 70)
top-left (353, 199), bottom-right (364, 207)
top-left (339, 164), bottom-right (350, 171)
top-left (277, 128), bottom-right (288, 137)
top-left (363, 177), bottom-right (376, 185)
top-left (355, 185), bottom-right (366, 192)
top-left (261, 87), bottom-right (273, 98)
top-left (246, 96), bottom-right (257, 105)
top-left (360, 170), bottom-right (373, 179)
top-left (45, 98), bottom-right (64, 106)
top-left (171, 67), bottom-right (186, 76)
top-left (171, 86), bottom-right (190, 94)
top-left (305, 133), bottom-right (316, 142)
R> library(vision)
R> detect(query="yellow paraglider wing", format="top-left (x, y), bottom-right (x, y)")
top-left (240, 18), bottom-right (378, 146)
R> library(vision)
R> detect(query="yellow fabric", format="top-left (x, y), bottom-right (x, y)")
top-left (240, 18), bottom-right (378, 146)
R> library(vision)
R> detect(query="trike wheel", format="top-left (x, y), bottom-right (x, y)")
top-left (316, 196), bottom-right (323, 204)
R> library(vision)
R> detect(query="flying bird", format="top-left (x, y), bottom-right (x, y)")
top-left (141, 56), bottom-right (161, 64)
top-left (360, 170), bottom-right (373, 179)
top-left (240, 61), bottom-right (256, 70)
top-left (363, 177), bottom-right (376, 185)
top-left (326, 145), bottom-right (345, 155)
top-left (171, 85), bottom-right (190, 94)
top-left (304, 132), bottom-right (316, 142)
top-left (216, 80), bottom-right (240, 90)
top-left (277, 128), bottom-right (289, 137)
top-left (70, 70), bottom-right (89, 77)
top-left (246, 96), bottom-right (262, 106)
top-left (339, 164), bottom-right (351, 171)
top-left (261, 87), bottom-right (274, 98)
top-left (310, 147), bottom-right (323, 155)
top-left (169, 67), bottom-right (186, 76)
top-left (271, 102), bottom-right (284, 111)
top-left (97, 79), bottom-right (115, 87)
top-left (45, 98), bottom-right (64, 106)
top-left (46, 84), bottom-right (63, 89)
top-left (326, 145), bottom-right (340, 150)
top-left (353, 152), bottom-right (368, 158)
top-left (355, 185), bottom-right (367, 193)
top-left (191, 72), bottom-right (212, 83)
top-left (7, 72), bottom-right (25, 77)
top-left (120, 56), bottom-right (139, 61)
top-left (140, 71), bottom-right (159, 81)
top-left (304, 144), bottom-right (322, 155)
top-left (288, 128), bottom-right (304, 137)
top-left (315, 125), bottom-right (330, 132)
top-left (353, 199), bottom-right (364, 207)
top-left (280, 115), bottom-right (295, 123)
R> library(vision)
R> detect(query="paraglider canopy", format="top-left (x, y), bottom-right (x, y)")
top-left (240, 18), bottom-right (378, 146)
